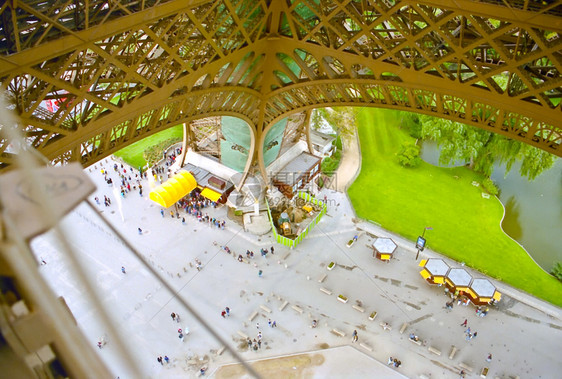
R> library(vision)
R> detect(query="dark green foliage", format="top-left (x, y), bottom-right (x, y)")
top-left (399, 111), bottom-right (423, 139)
top-left (552, 262), bottom-right (562, 281)
top-left (419, 115), bottom-right (556, 180)
top-left (481, 178), bottom-right (499, 196)
top-left (334, 135), bottom-right (343, 150)
top-left (397, 142), bottom-right (421, 168)
top-left (321, 149), bottom-right (342, 175)
top-left (143, 137), bottom-right (182, 166)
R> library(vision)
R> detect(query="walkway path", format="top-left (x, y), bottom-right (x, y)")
top-left (30, 156), bottom-right (562, 378)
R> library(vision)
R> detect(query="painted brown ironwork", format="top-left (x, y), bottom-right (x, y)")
top-left (0, 0), bottom-right (561, 178)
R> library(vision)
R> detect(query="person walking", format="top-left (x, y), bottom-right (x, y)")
top-left (257, 339), bottom-right (262, 349)
top-left (387, 356), bottom-right (393, 365)
top-left (460, 319), bottom-right (468, 327)
top-left (171, 312), bottom-right (176, 322)
top-left (121, 266), bottom-right (126, 274)
top-left (352, 330), bottom-right (358, 343)
top-left (157, 356), bottom-right (163, 365)
top-left (258, 269), bottom-right (263, 277)
top-left (221, 310), bottom-right (226, 318)
top-left (164, 355), bottom-right (169, 364)
top-left (225, 307), bottom-right (230, 316)
top-left (486, 353), bottom-right (492, 362)
top-left (138, 227), bottom-right (142, 235)
top-left (160, 209), bottom-right (164, 217)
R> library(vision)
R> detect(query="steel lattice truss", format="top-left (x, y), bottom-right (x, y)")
top-left (1, 0), bottom-right (561, 175)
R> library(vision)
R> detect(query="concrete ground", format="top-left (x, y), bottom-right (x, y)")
top-left (30, 154), bottom-right (562, 379)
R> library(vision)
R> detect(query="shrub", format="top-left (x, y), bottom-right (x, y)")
top-left (143, 138), bottom-right (181, 166)
top-left (551, 262), bottom-right (562, 281)
top-left (334, 135), bottom-right (343, 150)
top-left (481, 177), bottom-right (499, 196)
top-left (321, 149), bottom-right (343, 175)
top-left (397, 143), bottom-right (421, 168)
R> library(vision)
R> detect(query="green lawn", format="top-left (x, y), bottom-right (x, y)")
top-left (113, 125), bottom-right (183, 168)
top-left (348, 108), bottom-right (562, 307)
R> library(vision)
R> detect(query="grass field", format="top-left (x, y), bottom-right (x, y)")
top-left (348, 108), bottom-right (562, 307)
top-left (113, 125), bottom-right (183, 168)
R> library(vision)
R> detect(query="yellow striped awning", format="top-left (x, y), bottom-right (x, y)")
top-left (493, 291), bottom-right (502, 301)
top-left (419, 259), bottom-right (427, 267)
top-left (149, 171), bottom-right (197, 208)
top-left (201, 187), bottom-right (222, 202)
top-left (419, 269), bottom-right (431, 280)
top-left (433, 276), bottom-right (444, 284)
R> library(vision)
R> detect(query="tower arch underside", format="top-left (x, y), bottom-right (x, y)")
top-left (1, 0), bottom-right (561, 172)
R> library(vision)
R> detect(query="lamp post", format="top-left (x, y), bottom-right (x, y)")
top-left (415, 227), bottom-right (433, 260)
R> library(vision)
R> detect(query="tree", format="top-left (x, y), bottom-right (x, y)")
top-left (316, 107), bottom-right (357, 137)
top-left (418, 114), bottom-right (556, 180)
top-left (398, 111), bottom-right (423, 139)
top-left (397, 142), bottom-right (421, 168)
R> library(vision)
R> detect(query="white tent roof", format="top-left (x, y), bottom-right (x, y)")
top-left (372, 237), bottom-right (397, 254)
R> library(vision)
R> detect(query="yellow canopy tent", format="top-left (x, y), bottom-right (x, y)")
top-left (201, 187), bottom-right (222, 202)
top-left (149, 171), bottom-right (197, 208)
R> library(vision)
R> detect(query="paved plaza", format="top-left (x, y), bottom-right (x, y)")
top-left (30, 155), bottom-right (562, 379)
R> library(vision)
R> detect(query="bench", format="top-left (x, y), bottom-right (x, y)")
top-left (259, 305), bottom-right (272, 313)
top-left (217, 346), bottom-right (226, 356)
top-left (291, 305), bottom-right (304, 314)
top-left (279, 300), bottom-right (288, 311)
top-left (352, 305), bottom-right (365, 313)
top-left (331, 328), bottom-right (346, 337)
top-left (459, 362), bottom-right (473, 372)
top-left (409, 338), bottom-right (422, 346)
top-left (449, 345), bottom-right (458, 360)
top-left (359, 342), bottom-right (373, 352)
top-left (320, 287), bottom-right (333, 295)
top-left (480, 367), bottom-right (488, 378)
top-left (237, 330), bottom-right (248, 339)
top-left (248, 311), bottom-right (258, 321)
top-left (428, 346), bottom-right (441, 356)
top-left (368, 311), bottom-right (377, 321)
top-left (318, 273), bottom-right (327, 283)
top-left (399, 323), bottom-right (408, 334)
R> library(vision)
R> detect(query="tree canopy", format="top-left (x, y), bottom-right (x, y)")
top-left (400, 112), bottom-right (556, 180)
